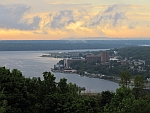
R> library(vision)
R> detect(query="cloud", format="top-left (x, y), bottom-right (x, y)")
top-left (104, 4), bottom-right (119, 13)
top-left (3, 3), bottom-right (144, 37)
top-left (89, 4), bottom-right (128, 27)
top-left (49, 10), bottom-right (75, 29)
top-left (0, 4), bottom-right (41, 30)
top-left (44, 4), bottom-right (132, 31)
top-left (128, 22), bottom-right (138, 29)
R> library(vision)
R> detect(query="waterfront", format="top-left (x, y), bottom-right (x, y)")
top-left (0, 50), bottom-right (119, 92)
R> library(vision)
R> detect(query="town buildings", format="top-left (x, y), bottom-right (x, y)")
top-left (63, 51), bottom-right (110, 68)
top-left (86, 51), bottom-right (110, 64)
top-left (64, 57), bottom-right (85, 69)
top-left (101, 51), bottom-right (110, 64)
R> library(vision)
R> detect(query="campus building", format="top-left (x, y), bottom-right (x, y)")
top-left (86, 51), bottom-right (110, 64)
top-left (86, 54), bottom-right (101, 63)
top-left (64, 57), bottom-right (85, 69)
top-left (101, 51), bottom-right (110, 64)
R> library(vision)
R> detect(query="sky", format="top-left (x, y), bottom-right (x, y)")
top-left (0, 0), bottom-right (150, 40)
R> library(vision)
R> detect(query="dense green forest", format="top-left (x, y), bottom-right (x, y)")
top-left (70, 61), bottom-right (129, 77)
top-left (71, 60), bottom-right (150, 78)
top-left (0, 67), bottom-right (150, 113)
top-left (116, 46), bottom-right (150, 62)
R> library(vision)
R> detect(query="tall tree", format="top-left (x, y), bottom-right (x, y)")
top-left (0, 89), bottom-right (7, 113)
top-left (133, 75), bottom-right (145, 98)
top-left (134, 75), bottom-right (145, 89)
top-left (119, 71), bottom-right (131, 87)
top-left (99, 91), bottom-right (114, 112)
top-left (104, 86), bottom-right (135, 113)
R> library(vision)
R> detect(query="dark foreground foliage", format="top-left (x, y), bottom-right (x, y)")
top-left (0, 67), bottom-right (150, 113)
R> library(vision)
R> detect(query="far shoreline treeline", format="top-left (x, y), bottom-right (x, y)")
top-left (1, 39), bottom-right (149, 51)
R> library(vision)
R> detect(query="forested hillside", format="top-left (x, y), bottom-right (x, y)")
top-left (0, 67), bottom-right (150, 113)
top-left (116, 46), bottom-right (150, 61)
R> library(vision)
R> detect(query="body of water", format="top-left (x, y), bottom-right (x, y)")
top-left (0, 50), bottom-right (119, 92)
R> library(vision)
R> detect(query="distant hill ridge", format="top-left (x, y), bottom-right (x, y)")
top-left (0, 40), bottom-right (150, 51)
top-left (1, 39), bottom-right (150, 44)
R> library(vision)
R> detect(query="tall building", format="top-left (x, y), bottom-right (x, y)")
top-left (101, 51), bottom-right (110, 64)
top-left (86, 54), bottom-right (101, 63)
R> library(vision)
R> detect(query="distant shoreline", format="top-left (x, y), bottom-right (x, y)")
top-left (0, 40), bottom-right (144, 51)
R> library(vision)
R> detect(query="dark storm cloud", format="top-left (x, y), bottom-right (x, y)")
top-left (0, 4), bottom-right (41, 30)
